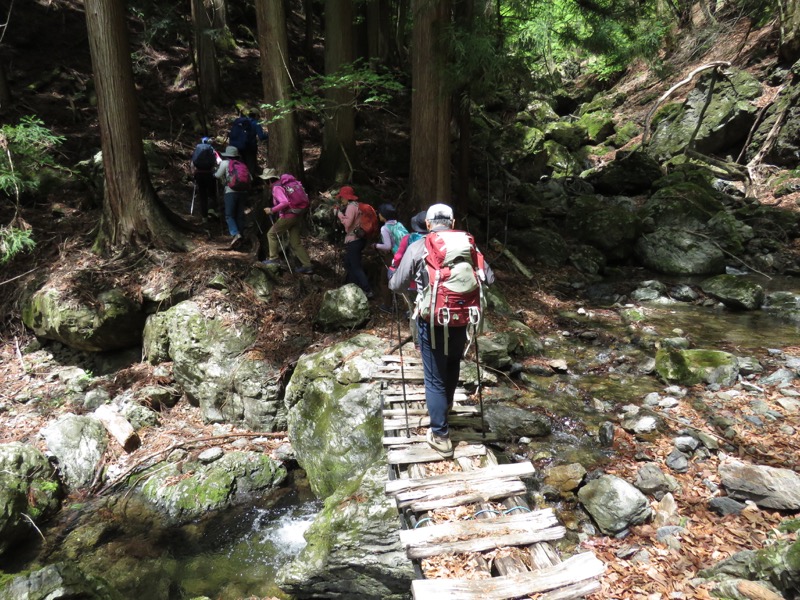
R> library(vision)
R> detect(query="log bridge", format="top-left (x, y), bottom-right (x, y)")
top-left (378, 353), bottom-right (605, 599)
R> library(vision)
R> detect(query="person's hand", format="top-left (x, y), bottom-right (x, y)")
top-left (264, 207), bottom-right (272, 215)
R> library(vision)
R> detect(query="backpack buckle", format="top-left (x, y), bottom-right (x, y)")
top-left (437, 307), bottom-right (451, 326)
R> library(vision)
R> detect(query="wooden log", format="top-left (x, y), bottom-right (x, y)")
top-left (383, 405), bottom-right (479, 417)
top-left (411, 551), bottom-right (605, 599)
top-left (383, 430), bottom-right (499, 446)
top-left (94, 404), bottom-right (140, 452)
top-left (387, 443), bottom-right (486, 465)
top-left (384, 392), bottom-right (469, 403)
top-left (386, 462), bottom-right (534, 495)
top-left (397, 478), bottom-right (528, 512)
top-left (489, 239), bottom-right (534, 280)
top-left (736, 580), bottom-right (785, 600)
top-left (539, 579), bottom-right (602, 600)
top-left (400, 510), bottom-right (564, 559)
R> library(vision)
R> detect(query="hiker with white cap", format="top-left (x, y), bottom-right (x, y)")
top-left (389, 203), bottom-right (494, 458)
top-left (214, 145), bottom-right (252, 249)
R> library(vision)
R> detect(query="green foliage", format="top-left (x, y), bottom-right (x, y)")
top-left (258, 60), bottom-right (405, 126)
top-left (0, 115), bottom-right (65, 198)
top-left (0, 226), bottom-right (35, 265)
top-left (505, 0), bottom-right (674, 83)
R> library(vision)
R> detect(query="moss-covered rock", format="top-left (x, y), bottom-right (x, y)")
top-left (586, 150), bottom-right (663, 195)
top-left (567, 195), bottom-right (640, 262)
top-left (700, 274), bottom-right (765, 310)
top-left (577, 110), bottom-right (615, 144)
top-left (22, 287), bottom-right (145, 352)
top-left (284, 335), bottom-right (386, 499)
top-left (655, 347), bottom-right (739, 386)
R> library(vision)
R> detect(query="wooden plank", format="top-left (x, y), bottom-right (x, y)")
top-left (384, 386), bottom-right (467, 395)
top-left (540, 579), bottom-right (602, 600)
top-left (383, 405), bottom-right (479, 417)
top-left (386, 462), bottom-right (535, 495)
top-left (400, 510), bottom-right (565, 559)
top-left (387, 443), bottom-right (486, 465)
top-left (384, 414), bottom-right (488, 431)
top-left (383, 431), bottom-right (499, 446)
top-left (411, 552), bottom-right (605, 599)
top-left (398, 478), bottom-right (528, 512)
top-left (384, 392), bottom-right (469, 403)
top-left (382, 355), bottom-right (423, 363)
top-left (374, 372), bottom-right (425, 381)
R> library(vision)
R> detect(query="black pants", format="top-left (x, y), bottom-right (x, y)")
top-left (344, 239), bottom-right (372, 296)
top-left (193, 171), bottom-right (217, 218)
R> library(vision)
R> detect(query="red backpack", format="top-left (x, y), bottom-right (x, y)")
top-left (417, 230), bottom-right (486, 344)
top-left (227, 159), bottom-right (252, 191)
top-left (355, 203), bottom-right (380, 240)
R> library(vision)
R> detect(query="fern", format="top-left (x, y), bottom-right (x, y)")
top-left (0, 226), bottom-right (35, 265)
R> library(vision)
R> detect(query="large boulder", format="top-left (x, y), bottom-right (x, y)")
top-left (0, 443), bottom-right (62, 557)
top-left (137, 450), bottom-right (287, 525)
top-left (22, 286), bottom-right (145, 352)
top-left (41, 413), bottom-right (108, 489)
top-left (719, 458), bottom-right (800, 510)
top-left (648, 68), bottom-right (763, 161)
top-left (655, 348), bottom-right (739, 387)
top-left (277, 463), bottom-right (414, 600)
top-left (641, 181), bottom-right (727, 230)
top-left (284, 334), bottom-right (386, 498)
top-left (567, 195), bottom-right (641, 262)
top-left (0, 563), bottom-right (123, 600)
top-left (635, 227), bottom-right (726, 275)
top-left (142, 298), bottom-right (284, 429)
top-left (746, 83), bottom-right (800, 166)
top-left (314, 284), bottom-right (371, 332)
top-left (700, 274), bottom-right (765, 310)
top-left (586, 150), bottom-right (663, 196)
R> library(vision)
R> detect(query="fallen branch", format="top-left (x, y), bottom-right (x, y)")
top-left (642, 61), bottom-right (731, 145)
top-left (489, 238), bottom-right (534, 280)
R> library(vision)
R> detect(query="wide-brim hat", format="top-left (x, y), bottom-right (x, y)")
top-left (259, 168), bottom-right (279, 181)
top-left (221, 145), bottom-right (240, 158)
top-left (411, 211), bottom-right (427, 233)
top-left (338, 186), bottom-right (358, 201)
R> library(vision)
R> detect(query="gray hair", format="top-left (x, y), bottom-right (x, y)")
top-left (428, 217), bottom-right (453, 229)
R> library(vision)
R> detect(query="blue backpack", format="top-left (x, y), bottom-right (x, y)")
top-left (191, 142), bottom-right (216, 171)
top-left (228, 117), bottom-right (255, 152)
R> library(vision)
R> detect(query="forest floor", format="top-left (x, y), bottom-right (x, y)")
top-left (1, 3), bottom-right (799, 599)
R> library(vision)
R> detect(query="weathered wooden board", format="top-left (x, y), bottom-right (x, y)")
top-left (397, 478), bottom-right (528, 512)
top-left (411, 552), bottom-right (605, 599)
top-left (383, 431), bottom-right (498, 446)
top-left (384, 392), bottom-right (469, 403)
top-left (383, 405), bottom-right (479, 417)
top-left (386, 462), bottom-right (535, 495)
top-left (386, 443), bottom-right (486, 464)
top-left (382, 355), bottom-right (423, 364)
top-left (401, 509), bottom-right (563, 559)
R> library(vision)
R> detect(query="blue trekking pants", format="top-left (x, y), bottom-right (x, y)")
top-left (417, 319), bottom-right (468, 438)
top-left (224, 191), bottom-right (247, 236)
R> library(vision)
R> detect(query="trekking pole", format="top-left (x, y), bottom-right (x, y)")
top-left (393, 291), bottom-right (411, 438)
top-left (269, 214), bottom-right (294, 274)
top-left (190, 182), bottom-right (196, 215)
top-left (472, 325), bottom-right (486, 440)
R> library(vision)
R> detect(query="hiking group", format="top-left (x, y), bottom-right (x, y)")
top-left (189, 123), bottom-right (495, 459)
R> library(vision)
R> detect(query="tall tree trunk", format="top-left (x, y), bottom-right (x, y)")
top-left (303, 0), bottom-right (315, 60)
top-left (319, 0), bottom-right (356, 183)
top-left (191, 0), bottom-right (222, 123)
top-left (255, 0), bottom-right (303, 176)
top-left (395, 0), bottom-right (410, 63)
top-left (453, 0), bottom-right (474, 218)
top-left (781, 0), bottom-right (800, 62)
top-left (366, 0), bottom-right (391, 64)
top-left (0, 62), bottom-right (11, 113)
top-left (410, 0), bottom-right (451, 212)
top-left (84, 0), bottom-right (185, 252)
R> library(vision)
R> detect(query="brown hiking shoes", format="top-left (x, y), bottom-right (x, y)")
top-left (426, 428), bottom-right (454, 458)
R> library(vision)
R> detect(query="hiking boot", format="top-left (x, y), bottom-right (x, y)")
top-left (229, 233), bottom-right (242, 249)
top-left (426, 429), bottom-right (453, 458)
top-left (295, 265), bottom-right (314, 274)
top-left (261, 259), bottom-right (281, 266)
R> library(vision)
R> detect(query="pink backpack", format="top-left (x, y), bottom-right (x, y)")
top-left (279, 174), bottom-right (309, 212)
top-left (227, 159), bottom-right (252, 191)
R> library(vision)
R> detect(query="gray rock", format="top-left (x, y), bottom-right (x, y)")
top-left (0, 563), bottom-right (122, 600)
top-left (665, 449), bottom-right (690, 473)
top-left (578, 474), bottom-right (652, 534)
top-left (674, 435), bottom-right (700, 453)
top-left (700, 274), bottom-right (765, 310)
top-left (635, 227), bottom-right (725, 276)
top-left (719, 457), bottom-right (800, 510)
top-left (634, 463), bottom-right (680, 500)
top-left (314, 284), bottom-right (371, 331)
top-left (484, 405), bottom-right (552, 439)
top-left (41, 414), bottom-right (108, 489)
top-left (708, 496), bottom-right (746, 516)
